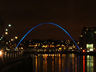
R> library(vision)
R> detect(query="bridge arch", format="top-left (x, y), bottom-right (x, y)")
top-left (15, 22), bottom-right (80, 50)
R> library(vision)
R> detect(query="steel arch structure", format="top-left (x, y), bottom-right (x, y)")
top-left (15, 22), bottom-right (80, 50)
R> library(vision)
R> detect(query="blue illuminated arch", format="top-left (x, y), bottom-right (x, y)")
top-left (15, 22), bottom-right (80, 50)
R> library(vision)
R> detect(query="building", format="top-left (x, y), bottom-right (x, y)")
top-left (79, 27), bottom-right (96, 52)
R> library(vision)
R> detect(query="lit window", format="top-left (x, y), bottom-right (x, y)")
top-left (59, 48), bottom-right (62, 51)
top-left (86, 44), bottom-right (94, 52)
top-left (94, 31), bottom-right (96, 34)
top-left (11, 39), bottom-right (14, 41)
top-left (5, 32), bottom-right (8, 35)
top-left (5, 29), bottom-right (8, 31)
top-left (77, 42), bottom-right (79, 44)
top-left (86, 44), bottom-right (93, 49)
top-left (90, 48), bottom-right (93, 51)
top-left (80, 47), bottom-right (82, 49)
top-left (80, 35), bottom-right (83, 37)
top-left (1, 37), bottom-right (3, 39)
top-left (15, 36), bottom-right (18, 39)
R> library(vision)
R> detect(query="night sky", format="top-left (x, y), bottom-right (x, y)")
top-left (0, 0), bottom-right (96, 40)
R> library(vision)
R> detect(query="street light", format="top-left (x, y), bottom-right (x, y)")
top-left (15, 36), bottom-right (18, 39)
top-left (8, 24), bottom-right (12, 27)
top-left (5, 29), bottom-right (8, 31)
top-left (5, 32), bottom-right (8, 35)
top-left (11, 39), bottom-right (14, 41)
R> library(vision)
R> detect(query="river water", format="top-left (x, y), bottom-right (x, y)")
top-left (2, 54), bottom-right (96, 72)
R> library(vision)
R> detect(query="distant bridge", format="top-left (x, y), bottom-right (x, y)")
top-left (15, 22), bottom-right (80, 50)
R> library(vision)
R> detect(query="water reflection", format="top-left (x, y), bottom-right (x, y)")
top-left (83, 56), bottom-right (85, 72)
top-left (32, 54), bottom-right (95, 72)
top-left (1, 54), bottom-right (96, 72)
top-left (87, 55), bottom-right (94, 72)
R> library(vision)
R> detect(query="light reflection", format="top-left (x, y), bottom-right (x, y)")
top-left (87, 55), bottom-right (94, 72)
top-left (72, 54), bottom-right (75, 72)
top-left (75, 56), bottom-right (77, 72)
top-left (35, 56), bottom-right (38, 72)
top-left (2, 53), bottom-right (96, 72)
top-left (59, 54), bottom-right (61, 72)
top-left (52, 54), bottom-right (54, 72)
top-left (83, 56), bottom-right (85, 72)
top-left (72, 53), bottom-right (75, 58)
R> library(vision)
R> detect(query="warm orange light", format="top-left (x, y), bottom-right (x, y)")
top-left (15, 36), bottom-right (18, 39)
top-left (5, 32), bottom-right (8, 35)
top-left (59, 48), bottom-right (62, 51)
top-left (83, 50), bottom-right (86, 53)
top-left (0, 50), bottom-right (3, 56)
top-left (42, 45), bottom-right (48, 48)
top-left (50, 45), bottom-right (55, 48)
top-left (83, 56), bottom-right (85, 72)
top-left (11, 39), bottom-right (14, 41)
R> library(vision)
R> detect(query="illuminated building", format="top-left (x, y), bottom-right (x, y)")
top-left (79, 27), bottom-right (96, 52)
